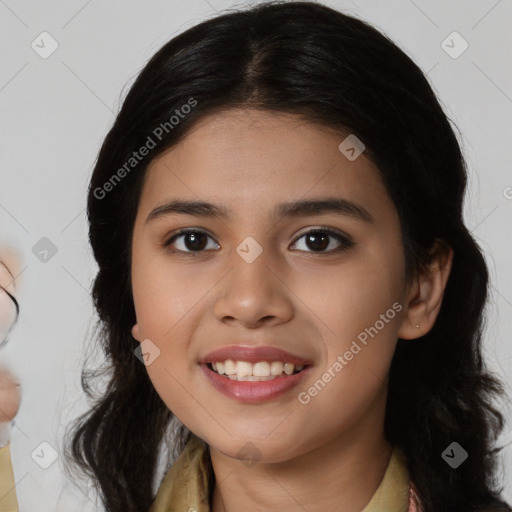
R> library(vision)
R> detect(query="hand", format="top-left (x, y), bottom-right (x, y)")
top-left (0, 248), bottom-right (22, 428)
top-left (0, 248), bottom-right (20, 345)
top-left (0, 366), bottom-right (21, 423)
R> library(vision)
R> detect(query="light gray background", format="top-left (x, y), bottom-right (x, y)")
top-left (1, 0), bottom-right (511, 509)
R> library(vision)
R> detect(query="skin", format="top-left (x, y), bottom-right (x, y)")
top-left (130, 108), bottom-right (452, 512)
top-left (0, 368), bottom-right (21, 424)
top-left (0, 251), bottom-right (22, 426)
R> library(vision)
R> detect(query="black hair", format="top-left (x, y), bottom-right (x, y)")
top-left (64, 2), bottom-right (511, 510)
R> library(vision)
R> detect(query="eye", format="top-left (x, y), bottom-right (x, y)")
top-left (163, 228), bottom-right (219, 254)
top-left (162, 227), bottom-right (354, 255)
top-left (290, 227), bottom-right (354, 254)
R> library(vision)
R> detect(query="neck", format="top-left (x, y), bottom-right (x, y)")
top-left (210, 404), bottom-right (392, 512)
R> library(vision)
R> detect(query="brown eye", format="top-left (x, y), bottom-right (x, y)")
top-left (291, 228), bottom-right (354, 254)
top-left (164, 229), bottom-right (219, 254)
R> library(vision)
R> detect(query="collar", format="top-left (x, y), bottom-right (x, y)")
top-left (149, 434), bottom-right (413, 512)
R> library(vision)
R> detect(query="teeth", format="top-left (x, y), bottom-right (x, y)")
top-left (284, 362), bottom-right (294, 375)
top-left (235, 361), bottom-right (253, 377)
top-left (270, 361), bottom-right (283, 376)
top-left (224, 359), bottom-right (236, 375)
top-left (253, 361), bottom-right (270, 377)
top-left (209, 359), bottom-right (306, 379)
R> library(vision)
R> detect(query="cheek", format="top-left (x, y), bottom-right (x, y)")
top-left (293, 280), bottom-right (400, 443)
top-left (131, 248), bottom-right (199, 337)
top-left (292, 246), bottom-right (404, 342)
top-left (290, 246), bottom-right (404, 404)
top-left (130, 248), bottom-right (209, 411)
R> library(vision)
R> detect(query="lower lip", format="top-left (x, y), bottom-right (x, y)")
top-left (200, 363), bottom-right (312, 403)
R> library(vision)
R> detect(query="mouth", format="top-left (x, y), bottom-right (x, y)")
top-left (205, 360), bottom-right (308, 381)
top-left (198, 344), bottom-right (313, 402)
top-left (199, 359), bottom-right (313, 403)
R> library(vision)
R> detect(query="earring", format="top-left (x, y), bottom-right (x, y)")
top-left (415, 324), bottom-right (420, 329)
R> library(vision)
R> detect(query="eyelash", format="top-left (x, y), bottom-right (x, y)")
top-left (162, 227), bottom-right (354, 256)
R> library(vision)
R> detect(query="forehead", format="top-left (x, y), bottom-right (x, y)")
top-left (138, 108), bottom-right (391, 221)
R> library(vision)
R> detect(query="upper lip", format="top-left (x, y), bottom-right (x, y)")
top-left (199, 345), bottom-right (313, 365)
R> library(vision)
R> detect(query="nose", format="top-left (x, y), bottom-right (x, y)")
top-left (213, 249), bottom-right (294, 329)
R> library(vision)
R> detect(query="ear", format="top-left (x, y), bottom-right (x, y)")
top-left (398, 240), bottom-right (453, 340)
top-left (131, 323), bottom-right (142, 342)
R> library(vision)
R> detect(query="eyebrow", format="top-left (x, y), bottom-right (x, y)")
top-left (145, 197), bottom-right (374, 225)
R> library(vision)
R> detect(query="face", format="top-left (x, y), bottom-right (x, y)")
top-left (130, 108), bottom-right (415, 462)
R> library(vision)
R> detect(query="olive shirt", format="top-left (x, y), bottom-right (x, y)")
top-left (148, 434), bottom-right (418, 512)
top-left (0, 433), bottom-right (417, 512)
top-left (0, 442), bottom-right (18, 512)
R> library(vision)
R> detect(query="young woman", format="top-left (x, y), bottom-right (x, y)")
top-left (60, 1), bottom-right (511, 511)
